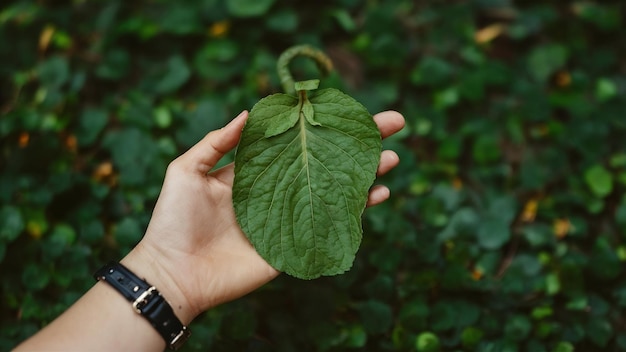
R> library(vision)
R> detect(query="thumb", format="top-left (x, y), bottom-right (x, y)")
top-left (183, 110), bottom-right (248, 174)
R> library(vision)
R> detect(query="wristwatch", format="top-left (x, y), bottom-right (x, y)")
top-left (94, 261), bottom-right (191, 350)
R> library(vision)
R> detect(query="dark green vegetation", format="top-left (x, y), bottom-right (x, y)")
top-left (1, 0), bottom-right (625, 350)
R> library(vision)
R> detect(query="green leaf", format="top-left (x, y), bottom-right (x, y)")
top-left (78, 107), bottom-right (108, 146)
top-left (332, 9), bottom-right (356, 32)
top-left (103, 128), bottom-right (159, 186)
top-left (175, 99), bottom-right (227, 148)
top-left (587, 318), bottom-right (613, 347)
top-left (37, 55), bottom-right (69, 88)
top-left (193, 39), bottom-right (240, 81)
top-left (476, 196), bottom-right (516, 249)
top-left (589, 237), bottom-right (621, 280)
top-left (22, 263), bottom-right (50, 291)
top-left (153, 106), bottom-right (172, 128)
top-left (552, 342), bottom-right (574, 352)
top-left (357, 300), bottom-right (393, 334)
top-left (233, 88), bottom-right (381, 279)
top-left (546, 272), bottom-right (560, 295)
top-left (437, 207), bottom-right (479, 242)
top-left (114, 217), bottom-right (142, 247)
top-left (596, 78), bottom-right (618, 102)
top-left (477, 218), bottom-right (511, 249)
top-left (95, 49), bottom-right (130, 80)
top-left (531, 306), bottom-right (553, 320)
top-left (573, 3), bottom-right (622, 30)
top-left (79, 219), bottom-right (105, 244)
top-left (504, 315), bottom-right (532, 341)
top-left (566, 294), bottom-right (588, 311)
top-left (415, 332), bottom-right (440, 352)
top-left (584, 164), bottom-right (613, 198)
top-left (522, 223), bottom-right (553, 247)
top-left (51, 223), bottom-right (76, 244)
top-left (461, 327), bottom-right (484, 348)
top-left (42, 224), bottom-right (77, 259)
top-left (343, 324), bottom-right (367, 348)
top-left (266, 9), bottom-right (298, 32)
top-left (527, 44), bottom-right (568, 82)
top-left (0, 206), bottom-right (24, 242)
top-left (433, 87), bottom-right (459, 110)
top-left (157, 5), bottom-right (200, 34)
top-left (472, 134), bottom-right (501, 164)
top-left (152, 55), bottom-right (191, 94)
top-left (410, 56), bottom-right (453, 86)
top-left (431, 300), bottom-right (480, 331)
top-left (227, 0), bottom-right (275, 18)
top-left (364, 275), bottom-right (394, 301)
top-left (399, 299), bottom-right (429, 330)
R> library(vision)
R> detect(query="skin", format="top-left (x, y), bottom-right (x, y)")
top-left (15, 110), bottom-right (405, 351)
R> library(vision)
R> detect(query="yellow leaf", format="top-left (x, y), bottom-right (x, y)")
top-left (27, 221), bottom-right (43, 239)
top-left (93, 161), bottom-right (113, 180)
top-left (452, 177), bottom-right (463, 190)
top-left (65, 134), bottom-right (78, 152)
top-left (555, 71), bottom-right (572, 87)
top-left (39, 24), bottom-right (55, 51)
top-left (475, 23), bottom-right (505, 44)
top-left (553, 218), bottom-right (570, 239)
top-left (471, 268), bottom-right (483, 281)
top-left (18, 132), bottom-right (30, 148)
top-left (521, 198), bottom-right (539, 222)
top-left (208, 21), bottom-right (230, 38)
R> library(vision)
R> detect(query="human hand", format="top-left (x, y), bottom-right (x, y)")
top-left (122, 110), bottom-right (405, 324)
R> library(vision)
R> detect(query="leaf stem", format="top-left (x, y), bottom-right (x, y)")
top-left (277, 45), bottom-right (333, 95)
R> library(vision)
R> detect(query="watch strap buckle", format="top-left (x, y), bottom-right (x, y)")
top-left (132, 286), bottom-right (157, 313)
top-left (169, 326), bottom-right (191, 350)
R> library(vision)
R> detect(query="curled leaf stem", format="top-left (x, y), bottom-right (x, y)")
top-left (277, 45), bottom-right (333, 95)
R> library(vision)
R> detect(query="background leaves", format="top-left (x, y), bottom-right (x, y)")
top-left (1, 0), bottom-right (625, 351)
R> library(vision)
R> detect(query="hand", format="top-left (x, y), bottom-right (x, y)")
top-left (122, 110), bottom-right (405, 324)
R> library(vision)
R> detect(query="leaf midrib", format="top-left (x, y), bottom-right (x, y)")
top-left (299, 108), bottom-right (317, 266)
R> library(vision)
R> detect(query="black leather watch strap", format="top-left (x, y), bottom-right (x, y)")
top-left (94, 261), bottom-right (190, 350)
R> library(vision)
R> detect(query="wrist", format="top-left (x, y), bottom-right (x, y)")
top-left (121, 243), bottom-right (198, 325)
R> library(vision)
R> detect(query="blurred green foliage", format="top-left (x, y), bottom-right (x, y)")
top-left (1, 0), bottom-right (625, 350)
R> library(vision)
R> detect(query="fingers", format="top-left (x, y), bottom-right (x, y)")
top-left (367, 185), bottom-right (390, 207)
top-left (182, 111), bottom-right (248, 175)
top-left (368, 150), bottom-right (399, 207)
top-left (373, 110), bottom-right (405, 139)
top-left (377, 150), bottom-right (399, 176)
top-left (368, 112), bottom-right (404, 207)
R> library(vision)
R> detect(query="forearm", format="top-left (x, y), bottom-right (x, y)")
top-left (14, 281), bottom-right (166, 351)
top-left (14, 247), bottom-right (194, 352)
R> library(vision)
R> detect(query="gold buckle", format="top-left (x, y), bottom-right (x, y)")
top-left (169, 326), bottom-right (191, 350)
top-left (132, 286), bottom-right (156, 313)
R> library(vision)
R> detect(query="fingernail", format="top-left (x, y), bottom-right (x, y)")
top-left (234, 110), bottom-right (247, 122)
top-left (225, 110), bottom-right (248, 129)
